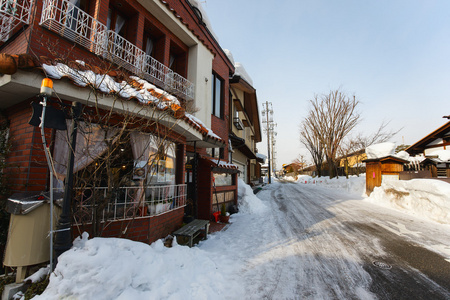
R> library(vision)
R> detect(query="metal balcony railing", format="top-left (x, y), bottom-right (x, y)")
top-left (0, 0), bottom-right (33, 41)
top-left (40, 0), bottom-right (194, 100)
top-left (40, 0), bottom-right (106, 52)
top-left (71, 184), bottom-right (187, 225)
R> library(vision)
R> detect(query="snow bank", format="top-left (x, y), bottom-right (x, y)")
top-left (296, 175), bottom-right (366, 196)
top-left (237, 179), bottom-right (268, 214)
top-left (366, 142), bottom-right (396, 159)
top-left (34, 180), bottom-right (267, 299)
top-left (366, 179), bottom-right (450, 224)
top-left (34, 232), bottom-right (239, 300)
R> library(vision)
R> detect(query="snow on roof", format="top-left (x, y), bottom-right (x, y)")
top-left (256, 153), bottom-right (266, 161)
top-left (185, 113), bottom-right (222, 141)
top-left (224, 49), bottom-right (253, 86)
top-left (234, 62), bottom-right (253, 86)
top-left (41, 60), bottom-right (224, 144)
top-left (224, 49), bottom-right (235, 65)
top-left (188, 0), bottom-right (219, 42)
top-left (428, 149), bottom-right (450, 161)
top-left (210, 158), bottom-right (239, 170)
top-left (365, 142), bottom-right (396, 159)
top-left (43, 63), bottom-right (179, 108)
top-left (396, 150), bottom-right (410, 160)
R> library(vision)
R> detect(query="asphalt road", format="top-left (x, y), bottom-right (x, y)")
top-left (250, 182), bottom-right (450, 299)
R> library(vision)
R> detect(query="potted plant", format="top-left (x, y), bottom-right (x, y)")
top-left (219, 203), bottom-right (230, 223)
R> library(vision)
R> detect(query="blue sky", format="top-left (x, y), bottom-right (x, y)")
top-left (201, 0), bottom-right (450, 167)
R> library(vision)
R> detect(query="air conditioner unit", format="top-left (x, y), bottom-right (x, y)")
top-left (233, 117), bottom-right (244, 130)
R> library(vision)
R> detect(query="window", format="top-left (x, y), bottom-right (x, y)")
top-left (211, 73), bottom-right (223, 118)
top-left (107, 8), bottom-right (127, 37)
top-left (206, 148), bottom-right (224, 159)
top-left (144, 36), bottom-right (154, 57)
top-left (169, 42), bottom-right (188, 77)
top-left (213, 174), bottom-right (234, 186)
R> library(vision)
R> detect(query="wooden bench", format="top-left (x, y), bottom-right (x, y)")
top-left (173, 219), bottom-right (210, 247)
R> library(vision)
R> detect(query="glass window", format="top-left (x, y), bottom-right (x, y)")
top-left (213, 173), bottom-right (233, 186)
top-left (206, 148), bottom-right (223, 159)
top-left (211, 73), bottom-right (223, 118)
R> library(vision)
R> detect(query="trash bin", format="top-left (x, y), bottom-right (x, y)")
top-left (3, 192), bottom-right (62, 282)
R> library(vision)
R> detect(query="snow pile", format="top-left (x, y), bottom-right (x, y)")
top-left (32, 180), bottom-right (266, 300)
top-left (237, 179), bottom-right (268, 214)
top-left (25, 266), bottom-right (50, 283)
top-left (34, 232), bottom-right (239, 300)
top-left (296, 175), bottom-right (366, 196)
top-left (366, 142), bottom-right (396, 159)
top-left (366, 179), bottom-right (450, 224)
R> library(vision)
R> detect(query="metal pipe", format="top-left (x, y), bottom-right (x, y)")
top-left (54, 101), bottom-right (82, 260)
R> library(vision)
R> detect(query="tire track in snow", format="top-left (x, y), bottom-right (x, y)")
top-left (277, 183), bottom-right (375, 299)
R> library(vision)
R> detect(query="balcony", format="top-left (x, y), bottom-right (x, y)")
top-left (39, 0), bottom-right (194, 100)
top-left (71, 184), bottom-right (187, 224)
top-left (0, 0), bottom-right (34, 41)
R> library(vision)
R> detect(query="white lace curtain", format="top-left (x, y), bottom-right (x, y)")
top-left (53, 121), bottom-right (118, 189)
top-left (53, 124), bottom-right (176, 195)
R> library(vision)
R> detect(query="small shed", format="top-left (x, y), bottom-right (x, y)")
top-left (363, 155), bottom-right (408, 195)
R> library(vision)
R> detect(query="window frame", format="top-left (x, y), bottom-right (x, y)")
top-left (211, 73), bottom-right (224, 119)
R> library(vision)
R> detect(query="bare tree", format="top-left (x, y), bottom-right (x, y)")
top-left (292, 155), bottom-right (308, 172)
top-left (300, 122), bottom-right (325, 177)
top-left (302, 89), bottom-right (360, 178)
top-left (355, 120), bottom-right (401, 150)
top-left (39, 45), bottom-right (192, 238)
top-left (338, 121), bottom-right (400, 177)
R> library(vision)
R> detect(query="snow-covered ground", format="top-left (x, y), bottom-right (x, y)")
top-left (30, 177), bottom-right (450, 299)
top-left (292, 174), bottom-right (450, 225)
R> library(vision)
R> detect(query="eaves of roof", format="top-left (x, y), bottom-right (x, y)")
top-left (0, 53), bottom-right (224, 146)
top-left (406, 121), bottom-right (450, 155)
top-left (199, 155), bottom-right (239, 173)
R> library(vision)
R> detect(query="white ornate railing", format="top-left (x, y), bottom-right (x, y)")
top-left (40, 0), bottom-right (107, 51)
top-left (71, 184), bottom-right (187, 225)
top-left (40, 0), bottom-right (194, 100)
top-left (142, 53), bottom-right (171, 87)
top-left (0, 0), bottom-right (33, 41)
top-left (166, 71), bottom-right (195, 100)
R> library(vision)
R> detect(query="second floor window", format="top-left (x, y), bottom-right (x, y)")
top-left (107, 9), bottom-right (127, 37)
top-left (211, 73), bottom-right (223, 118)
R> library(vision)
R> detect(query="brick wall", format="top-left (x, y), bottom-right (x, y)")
top-left (211, 54), bottom-right (232, 160)
top-left (72, 207), bottom-right (184, 244)
top-left (5, 99), bottom-right (50, 192)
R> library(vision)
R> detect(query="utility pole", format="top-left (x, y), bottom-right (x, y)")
top-left (262, 101), bottom-right (276, 183)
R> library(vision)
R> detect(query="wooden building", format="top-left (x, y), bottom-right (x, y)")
top-left (405, 121), bottom-right (450, 178)
top-left (364, 156), bottom-right (408, 195)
